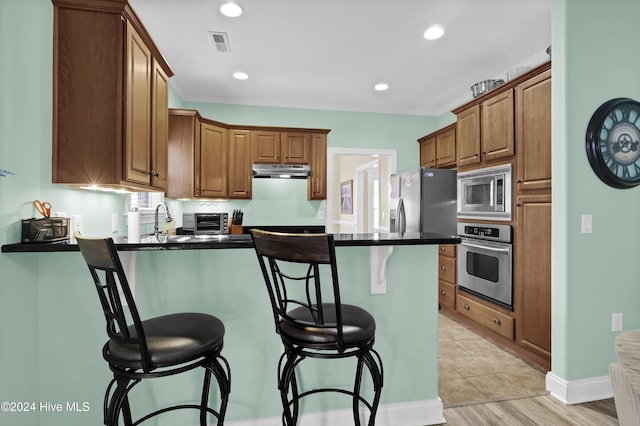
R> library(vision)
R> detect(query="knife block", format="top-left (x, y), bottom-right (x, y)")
top-left (230, 224), bottom-right (243, 234)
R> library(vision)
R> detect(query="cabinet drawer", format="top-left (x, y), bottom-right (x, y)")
top-left (439, 280), bottom-right (456, 310)
top-left (439, 255), bottom-right (456, 283)
top-left (439, 244), bottom-right (457, 258)
top-left (456, 293), bottom-right (514, 340)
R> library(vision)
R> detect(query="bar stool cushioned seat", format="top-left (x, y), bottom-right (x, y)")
top-left (251, 229), bottom-right (383, 426)
top-left (106, 313), bottom-right (225, 368)
top-left (76, 236), bottom-right (230, 426)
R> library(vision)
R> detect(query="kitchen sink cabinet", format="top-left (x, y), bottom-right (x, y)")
top-left (515, 193), bottom-right (551, 361)
top-left (52, 0), bottom-right (172, 191)
top-left (516, 69), bottom-right (552, 192)
top-left (438, 244), bottom-right (457, 311)
top-left (418, 123), bottom-right (456, 168)
top-left (308, 133), bottom-right (327, 200)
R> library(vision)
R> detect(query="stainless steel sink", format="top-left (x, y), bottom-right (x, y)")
top-left (165, 234), bottom-right (252, 243)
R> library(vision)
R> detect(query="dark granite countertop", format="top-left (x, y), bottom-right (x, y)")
top-left (1, 232), bottom-right (460, 253)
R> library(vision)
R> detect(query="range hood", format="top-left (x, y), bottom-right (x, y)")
top-left (252, 164), bottom-right (310, 179)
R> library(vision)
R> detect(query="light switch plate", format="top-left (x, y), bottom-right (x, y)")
top-left (581, 214), bottom-right (592, 234)
top-left (73, 214), bottom-right (83, 236)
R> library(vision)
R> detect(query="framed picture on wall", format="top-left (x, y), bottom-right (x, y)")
top-left (340, 179), bottom-right (353, 214)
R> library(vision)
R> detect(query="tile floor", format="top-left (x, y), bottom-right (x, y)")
top-left (438, 313), bottom-right (548, 408)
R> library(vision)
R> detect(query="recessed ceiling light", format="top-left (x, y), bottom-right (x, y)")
top-left (424, 24), bottom-right (445, 40)
top-left (233, 71), bottom-right (249, 80)
top-left (220, 1), bottom-right (243, 18)
top-left (374, 82), bottom-right (389, 91)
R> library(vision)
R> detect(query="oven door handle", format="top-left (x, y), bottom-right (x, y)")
top-left (460, 241), bottom-right (511, 253)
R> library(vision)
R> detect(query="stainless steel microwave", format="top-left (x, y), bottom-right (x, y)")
top-left (457, 164), bottom-right (512, 221)
top-left (183, 212), bottom-right (229, 234)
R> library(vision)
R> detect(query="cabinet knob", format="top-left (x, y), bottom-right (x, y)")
top-left (441, 266), bottom-right (446, 271)
top-left (440, 290), bottom-right (447, 296)
top-left (441, 246), bottom-right (446, 251)
top-left (493, 318), bottom-right (502, 326)
top-left (517, 179), bottom-right (523, 184)
top-left (463, 304), bottom-right (470, 310)
top-left (516, 203), bottom-right (522, 207)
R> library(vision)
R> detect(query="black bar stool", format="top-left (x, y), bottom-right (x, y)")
top-left (251, 230), bottom-right (383, 425)
top-left (76, 236), bottom-right (231, 426)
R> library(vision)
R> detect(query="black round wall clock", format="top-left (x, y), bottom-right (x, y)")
top-left (586, 97), bottom-right (640, 189)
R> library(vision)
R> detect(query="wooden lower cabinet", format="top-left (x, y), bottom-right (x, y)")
top-left (456, 292), bottom-right (515, 340)
top-left (438, 244), bottom-right (457, 311)
top-left (515, 193), bottom-right (552, 361)
top-left (439, 281), bottom-right (456, 310)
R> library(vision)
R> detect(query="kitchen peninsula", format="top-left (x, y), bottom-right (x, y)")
top-left (1, 232), bottom-right (458, 426)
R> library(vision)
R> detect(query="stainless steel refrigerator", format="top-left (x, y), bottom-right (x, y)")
top-left (389, 167), bottom-right (457, 234)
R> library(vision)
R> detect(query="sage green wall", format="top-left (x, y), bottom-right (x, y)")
top-left (0, 1), bottom-right (437, 425)
top-left (552, 0), bottom-right (640, 380)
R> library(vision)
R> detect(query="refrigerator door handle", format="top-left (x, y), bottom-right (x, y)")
top-left (398, 198), bottom-right (406, 233)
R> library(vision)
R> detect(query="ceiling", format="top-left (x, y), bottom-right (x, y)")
top-left (130, 0), bottom-right (551, 117)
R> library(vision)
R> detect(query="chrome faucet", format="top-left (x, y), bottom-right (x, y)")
top-left (154, 202), bottom-right (173, 242)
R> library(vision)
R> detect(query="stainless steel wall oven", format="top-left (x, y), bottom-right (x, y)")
top-left (457, 222), bottom-right (513, 310)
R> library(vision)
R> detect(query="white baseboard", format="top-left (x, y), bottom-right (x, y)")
top-left (223, 398), bottom-right (445, 426)
top-left (546, 372), bottom-right (613, 405)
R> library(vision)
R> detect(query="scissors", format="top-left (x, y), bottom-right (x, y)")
top-left (34, 200), bottom-right (52, 218)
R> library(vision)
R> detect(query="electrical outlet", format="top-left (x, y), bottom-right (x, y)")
top-left (73, 214), bottom-right (83, 236)
top-left (111, 213), bottom-right (118, 233)
top-left (612, 313), bottom-right (623, 332)
top-left (317, 210), bottom-right (325, 220)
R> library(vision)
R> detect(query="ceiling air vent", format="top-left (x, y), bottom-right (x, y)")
top-left (209, 31), bottom-right (231, 53)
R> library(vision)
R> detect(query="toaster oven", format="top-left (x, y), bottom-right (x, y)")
top-left (182, 213), bottom-right (229, 235)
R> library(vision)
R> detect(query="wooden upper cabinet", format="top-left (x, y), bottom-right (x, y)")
top-left (419, 136), bottom-right (437, 167)
top-left (455, 90), bottom-right (515, 169)
top-left (253, 130), bottom-right (310, 165)
top-left (281, 132), bottom-right (310, 164)
top-left (51, 0), bottom-right (173, 191)
top-left (481, 89), bottom-right (514, 162)
top-left (150, 60), bottom-right (170, 189)
top-left (253, 130), bottom-right (281, 163)
top-left (228, 130), bottom-right (252, 199)
top-left (308, 133), bottom-right (327, 200)
top-left (199, 122), bottom-right (228, 198)
top-left (167, 109), bottom-right (330, 200)
top-left (456, 105), bottom-right (481, 167)
top-left (167, 110), bottom-right (199, 199)
top-left (125, 22), bottom-right (152, 186)
top-left (516, 70), bottom-right (551, 192)
top-left (418, 123), bottom-right (456, 168)
top-left (435, 125), bottom-right (456, 166)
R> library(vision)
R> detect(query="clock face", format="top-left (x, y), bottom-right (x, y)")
top-left (586, 98), bottom-right (640, 189)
